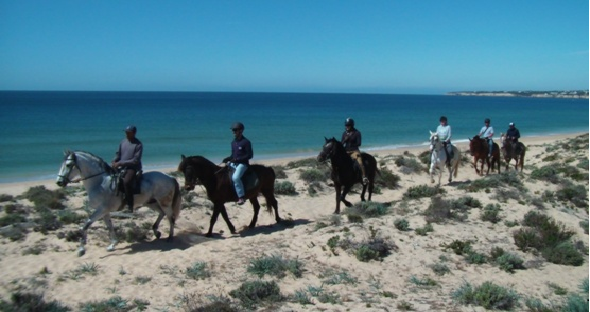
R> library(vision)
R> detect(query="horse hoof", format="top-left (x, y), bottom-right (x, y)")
top-left (77, 248), bottom-right (86, 257)
top-left (333, 210), bottom-right (340, 214)
top-left (166, 236), bottom-right (174, 242)
top-left (205, 233), bottom-right (213, 238)
top-left (106, 244), bottom-right (116, 252)
top-left (155, 231), bottom-right (162, 240)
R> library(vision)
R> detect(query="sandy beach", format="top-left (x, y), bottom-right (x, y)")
top-left (0, 132), bottom-right (587, 311)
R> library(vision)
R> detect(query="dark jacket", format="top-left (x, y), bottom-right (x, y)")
top-left (225, 136), bottom-right (253, 165)
top-left (341, 128), bottom-right (362, 152)
top-left (506, 127), bottom-right (521, 141)
top-left (114, 138), bottom-right (143, 169)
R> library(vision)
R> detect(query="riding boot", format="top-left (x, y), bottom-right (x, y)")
top-left (357, 158), bottom-right (368, 185)
top-left (123, 169), bottom-right (135, 213)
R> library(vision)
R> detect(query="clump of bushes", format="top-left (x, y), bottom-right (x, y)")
top-left (0, 292), bottom-right (70, 312)
top-left (403, 184), bottom-right (445, 200)
top-left (376, 167), bottom-right (401, 189)
top-left (298, 168), bottom-right (328, 183)
top-left (555, 182), bottom-right (588, 208)
top-left (394, 218), bottom-right (410, 231)
top-left (394, 156), bottom-right (424, 174)
top-left (513, 211), bottom-right (583, 266)
top-left (343, 201), bottom-right (389, 219)
top-left (229, 280), bottom-right (283, 309)
top-left (274, 181), bottom-right (297, 195)
top-left (18, 186), bottom-right (66, 210)
top-left (326, 233), bottom-right (397, 262)
top-left (423, 196), bottom-right (467, 224)
top-left (480, 204), bottom-right (502, 224)
top-left (451, 281), bottom-right (520, 310)
top-left (247, 254), bottom-right (303, 278)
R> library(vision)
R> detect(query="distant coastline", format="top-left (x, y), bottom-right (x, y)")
top-left (447, 90), bottom-right (589, 99)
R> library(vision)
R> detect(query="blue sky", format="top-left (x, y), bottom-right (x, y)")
top-left (1, 1), bottom-right (588, 94)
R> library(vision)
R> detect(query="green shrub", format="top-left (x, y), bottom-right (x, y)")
top-left (394, 218), bottom-right (410, 231)
top-left (247, 254), bottom-right (303, 278)
top-left (0, 194), bottom-right (14, 202)
top-left (431, 262), bottom-right (450, 276)
top-left (344, 201), bottom-right (388, 218)
top-left (481, 204), bottom-right (502, 223)
top-left (576, 158), bottom-right (589, 170)
top-left (78, 296), bottom-right (131, 311)
top-left (415, 223), bottom-right (434, 236)
top-left (228, 280), bottom-right (282, 309)
top-left (0, 292), bottom-right (70, 312)
top-left (19, 186), bottom-right (66, 210)
top-left (580, 220), bottom-right (589, 234)
top-left (555, 183), bottom-right (588, 208)
top-left (451, 281), bottom-right (520, 310)
top-left (376, 167), bottom-right (401, 189)
top-left (409, 275), bottom-right (438, 287)
top-left (441, 240), bottom-right (472, 255)
top-left (496, 253), bottom-right (525, 273)
top-left (530, 165), bottom-right (560, 184)
top-left (298, 168), bottom-right (328, 183)
top-left (287, 157), bottom-right (321, 169)
top-left (274, 181), bottom-right (297, 195)
top-left (0, 213), bottom-right (26, 227)
top-left (272, 166), bottom-right (288, 179)
top-left (423, 196), bottom-right (467, 223)
top-left (394, 156), bottom-right (424, 173)
top-left (541, 242), bottom-right (585, 266)
top-left (354, 237), bottom-right (397, 262)
top-left (186, 261), bottom-right (211, 280)
top-left (465, 251), bottom-right (487, 264)
top-left (403, 184), bottom-right (445, 199)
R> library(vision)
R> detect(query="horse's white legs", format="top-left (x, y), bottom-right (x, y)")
top-left (103, 214), bottom-right (118, 252)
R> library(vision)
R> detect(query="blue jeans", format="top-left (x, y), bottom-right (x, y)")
top-left (229, 163), bottom-right (248, 198)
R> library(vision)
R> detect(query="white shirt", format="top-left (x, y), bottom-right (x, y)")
top-left (479, 126), bottom-right (494, 139)
top-left (436, 125), bottom-right (452, 142)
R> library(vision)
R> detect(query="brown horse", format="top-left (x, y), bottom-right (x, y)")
top-left (500, 133), bottom-right (526, 172)
top-left (178, 155), bottom-right (281, 237)
top-left (468, 135), bottom-right (501, 175)
top-left (317, 137), bottom-right (379, 214)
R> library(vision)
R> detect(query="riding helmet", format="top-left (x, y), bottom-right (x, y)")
top-left (230, 122), bottom-right (245, 131)
top-left (124, 125), bottom-right (137, 133)
top-left (439, 116), bottom-right (447, 122)
top-left (484, 118), bottom-right (490, 123)
top-left (344, 118), bottom-right (354, 127)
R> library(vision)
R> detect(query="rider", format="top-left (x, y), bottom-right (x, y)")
top-left (111, 125), bottom-right (143, 213)
top-left (341, 118), bottom-right (368, 185)
top-left (478, 118), bottom-right (494, 158)
top-left (222, 122), bottom-right (253, 205)
top-left (436, 116), bottom-right (453, 165)
top-left (506, 122), bottom-right (522, 154)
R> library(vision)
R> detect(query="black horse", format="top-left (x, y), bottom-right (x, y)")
top-left (178, 155), bottom-right (281, 237)
top-left (468, 135), bottom-right (501, 175)
top-left (317, 137), bottom-right (379, 214)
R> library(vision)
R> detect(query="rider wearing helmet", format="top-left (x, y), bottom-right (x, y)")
top-left (436, 116), bottom-right (453, 165)
top-left (222, 122), bottom-right (253, 205)
top-left (111, 125), bottom-right (143, 213)
top-left (506, 122), bottom-right (522, 154)
top-left (478, 118), bottom-right (494, 158)
top-left (341, 118), bottom-right (369, 185)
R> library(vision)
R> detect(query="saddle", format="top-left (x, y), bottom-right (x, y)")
top-left (115, 168), bottom-right (143, 195)
top-left (227, 166), bottom-right (259, 192)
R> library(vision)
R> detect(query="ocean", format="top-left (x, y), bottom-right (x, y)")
top-left (0, 91), bottom-right (587, 183)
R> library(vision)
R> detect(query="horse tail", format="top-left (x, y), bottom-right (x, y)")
top-left (171, 178), bottom-right (181, 221)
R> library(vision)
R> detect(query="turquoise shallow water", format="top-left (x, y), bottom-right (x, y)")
top-left (0, 91), bottom-right (587, 182)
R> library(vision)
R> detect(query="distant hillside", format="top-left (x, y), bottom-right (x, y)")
top-left (447, 90), bottom-right (589, 99)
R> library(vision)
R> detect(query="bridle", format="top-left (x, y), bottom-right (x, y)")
top-left (318, 141), bottom-right (336, 162)
top-left (57, 153), bottom-right (106, 185)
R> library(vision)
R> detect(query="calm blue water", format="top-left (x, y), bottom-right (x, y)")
top-left (0, 91), bottom-right (587, 183)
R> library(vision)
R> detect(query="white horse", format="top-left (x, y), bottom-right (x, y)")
top-left (429, 131), bottom-right (461, 185)
top-left (56, 150), bottom-right (181, 256)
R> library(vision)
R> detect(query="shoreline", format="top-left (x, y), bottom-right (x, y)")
top-left (0, 131), bottom-right (586, 196)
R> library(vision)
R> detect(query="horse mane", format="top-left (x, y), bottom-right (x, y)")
top-left (70, 150), bottom-right (117, 175)
top-left (180, 155), bottom-right (218, 170)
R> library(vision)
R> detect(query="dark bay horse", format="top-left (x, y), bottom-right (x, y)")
top-left (317, 137), bottom-right (379, 214)
top-left (178, 155), bottom-right (281, 237)
top-left (500, 133), bottom-right (526, 172)
top-left (468, 135), bottom-right (501, 175)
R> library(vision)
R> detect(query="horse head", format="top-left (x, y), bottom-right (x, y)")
top-left (56, 150), bottom-right (79, 187)
top-left (178, 155), bottom-right (197, 190)
top-left (469, 135), bottom-right (485, 156)
top-left (429, 131), bottom-right (441, 151)
top-left (317, 137), bottom-right (339, 162)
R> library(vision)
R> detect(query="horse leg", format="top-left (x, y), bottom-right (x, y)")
top-left (340, 185), bottom-right (353, 207)
top-left (429, 162), bottom-right (436, 184)
top-left (263, 191), bottom-right (281, 223)
top-left (248, 197), bottom-right (261, 228)
top-left (206, 206), bottom-right (221, 237)
top-left (152, 212), bottom-right (165, 240)
top-left (334, 183), bottom-right (342, 214)
top-left (218, 205), bottom-right (237, 235)
top-left (103, 214), bottom-right (118, 252)
top-left (360, 184), bottom-right (367, 202)
top-left (77, 204), bottom-right (110, 256)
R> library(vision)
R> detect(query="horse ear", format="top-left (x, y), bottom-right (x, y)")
top-left (324, 137), bottom-right (328, 142)
top-left (181, 155), bottom-right (186, 161)
top-left (468, 138), bottom-right (472, 141)
top-left (429, 131), bottom-right (434, 136)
